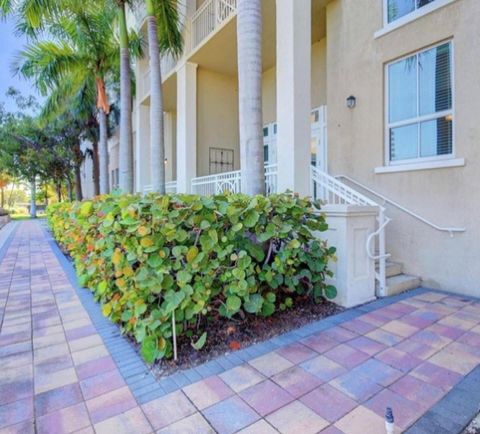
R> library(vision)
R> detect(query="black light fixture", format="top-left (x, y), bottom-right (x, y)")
top-left (164, 158), bottom-right (168, 165)
top-left (346, 95), bottom-right (356, 109)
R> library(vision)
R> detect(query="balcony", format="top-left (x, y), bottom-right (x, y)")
top-left (191, 0), bottom-right (237, 52)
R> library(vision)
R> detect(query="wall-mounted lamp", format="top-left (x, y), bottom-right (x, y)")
top-left (164, 158), bottom-right (168, 165)
top-left (346, 95), bottom-right (356, 109)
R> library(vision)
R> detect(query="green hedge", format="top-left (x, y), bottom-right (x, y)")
top-left (47, 193), bottom-right (336, 362)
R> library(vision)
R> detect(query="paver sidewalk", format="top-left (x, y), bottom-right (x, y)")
top-left (1, 220), bottom-right (480, 434)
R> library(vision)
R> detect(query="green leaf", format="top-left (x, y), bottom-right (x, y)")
top-left (177, 270), bottom-right (192, 287)
top-left (226, 295), bottom-right (241, 312)
top-left (244, 294), bottom-right (263, 313)
top-left (325, 285), bottom-right (337, 299)
top-left (244, 210), bottom-right (259, 228)
top-left (261, 301), bottom-right (275, 317)
top-left (141, 336), bottom-right (158, 364)
top-left (186, 246), bottom-right (199, 263)
top-left (164, 290), bottom-right (185, 313)
top-left (191, 332), bottom-right (207, 350)
top-left (97, 280), bottom-right (108, 295)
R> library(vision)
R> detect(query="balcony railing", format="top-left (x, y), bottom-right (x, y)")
top-left (191, 0), bottom-right (237, 51)
top-left (191, 169), bottom-right (241, 195)
top-left (165, 180), bottom-right (177, 193)
top-left (191, 164), bottom-right (277, 196)
top-left (161, 53), bottom-right (177, 78)
top-left (143, 181), bottom-right (177, 195)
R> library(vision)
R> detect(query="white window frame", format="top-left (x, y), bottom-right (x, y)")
top-left (376, 0), bottom-right (457, 38)
top-left (384, 40), bottom-right (455, 167)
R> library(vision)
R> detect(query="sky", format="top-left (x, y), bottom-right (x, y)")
top-left (0, 18), bottom-right (40, 112)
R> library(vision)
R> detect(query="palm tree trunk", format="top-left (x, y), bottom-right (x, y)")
top-left (237, 0), bottom-right (265, 195)
top-left (91, 140), bottom-right (100, 196)
top-left (118, 1), bottom-right (134, 193)
top-left (98, 108), bottom-right (109, 194)
top-left (146, 0), bottom-right (166, 194)
top-left (66, 175), bottom-right (73, 201)
top-left (74, 163), bottom-right (83, 201)
top-left (30, 179), bottom-right (37, 218)
top-left (56, 183), bottom-right (62, 202)
top-left (0, 188), bottom-right (4, 208)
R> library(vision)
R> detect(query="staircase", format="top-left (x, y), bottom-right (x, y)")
top-left (377, 260), bottom-right (421, 296)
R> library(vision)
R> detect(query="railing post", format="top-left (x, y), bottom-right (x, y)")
top-left (378, 209), bottom-right (387, 297)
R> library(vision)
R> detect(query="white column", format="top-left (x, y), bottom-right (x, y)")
top-left (135, 103), bottom-right (150, 193)
top-left (164, 111), bottom-right (175, 182)
top-left (134, 103), bottom-right (142, 192)
top-left (176, 62), bottom-right (197, 193)
top-left (276, 0), bottom-right (311, 195)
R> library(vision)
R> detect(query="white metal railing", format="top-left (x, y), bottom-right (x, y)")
top-left (165, 180), bottom-right (177, 194)
top-left (310, 165), bottom-right (390, 296)
top-left (337, 174), bottom-right (466, 237)
top-left (191, 164), bottom-right (278, 196)
top-left (265, 164), bottom-right (278, 195)
top-left (143, 181), bottom-right (177, 195)
top-left (191, 169), bottom-right (242, 195)
top-left (161, 53), bottom-right (177, 78)
top-left (191, 0), bottom-right (237, 50)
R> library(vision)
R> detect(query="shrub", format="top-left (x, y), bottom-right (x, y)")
top-left (47, 193), bottom-right (336, 362)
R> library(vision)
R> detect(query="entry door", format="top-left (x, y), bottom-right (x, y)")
top-left (263, 123), bottom-right (277, 164)
top-left (311, 106), bottom-right (327, 172)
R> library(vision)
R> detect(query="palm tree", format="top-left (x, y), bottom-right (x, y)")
top-left (144, 0), bottom-right (182, 194)
top-left (116, 0), bottom-right (134, 193)
top-left (15, 4), bottom-right (120, 196)
top-left (236, 0), bottom-right (265, 196)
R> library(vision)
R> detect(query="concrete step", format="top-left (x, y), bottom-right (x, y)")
top-left (383, 274), bottom-right (421, 296)
top-left (376, 261), bottom-right (403, 278)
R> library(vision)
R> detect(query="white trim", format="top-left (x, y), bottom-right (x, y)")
top-left (376, 0), bottom-right (457, 39)
top-left (384, 41), bottom-right (455, 166)
top-left (374, 158), bottom-right (465, 174)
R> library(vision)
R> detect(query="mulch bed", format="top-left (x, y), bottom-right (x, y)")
top-left (151, 295), bottom-right (343, 379)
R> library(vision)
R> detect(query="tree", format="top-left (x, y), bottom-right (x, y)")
top-left (0, 90), bottom-right (89, 215)
top-left (237, 0), bottom-right (265, 195)
top-left (0, 173), bottom-right (11, 208)
top-left (116, 0), bottom-right (134, 193)
top-left (0, 93), bottom-right (50, 217)
top-left (15, 2), bottom-right (120, 195)
top-left (144, 0), bottom-right (182, 193)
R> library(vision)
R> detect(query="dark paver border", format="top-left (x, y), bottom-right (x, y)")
top-left (41, 220), bottom-right (480, 432)
top-left (0, 221), bottom-right (19, 264)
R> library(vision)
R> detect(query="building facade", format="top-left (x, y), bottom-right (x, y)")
top-left (126, 0), bottom-right (477, 297)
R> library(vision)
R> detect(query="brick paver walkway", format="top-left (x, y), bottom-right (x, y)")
top-left (1, 220), bottom-right (480, 434)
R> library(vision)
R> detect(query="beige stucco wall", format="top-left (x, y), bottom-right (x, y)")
top-left (326, 0), bottom-right (480, 296)
top-left (197, 68), bottom-right (240, 176)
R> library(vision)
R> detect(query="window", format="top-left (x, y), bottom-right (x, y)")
top-left (386, 0), bottom-right (437, 23)
top-left (386, 42), bottom-right (453, 164)
top-left (209, 147), bottom-right (234, 174)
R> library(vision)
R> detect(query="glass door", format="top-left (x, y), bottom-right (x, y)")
top-left (263, 123), bottom-right (277, 164)
top-left (311, 106), bottom-right (327, 172)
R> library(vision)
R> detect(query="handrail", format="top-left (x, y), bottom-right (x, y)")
top-left (310, 166), bottom-right (381, 208)
top-left (366, 216), bottom-right (391, 260)
top-left (337, 175), bottom-right (466, 236)
top-left (310, 165), bottom-right (389, 296)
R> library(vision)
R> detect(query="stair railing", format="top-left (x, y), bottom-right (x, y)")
top-left (310, 165), bottom-right (390, 295)
top-left (336, 175), bottom-right (466, 237)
